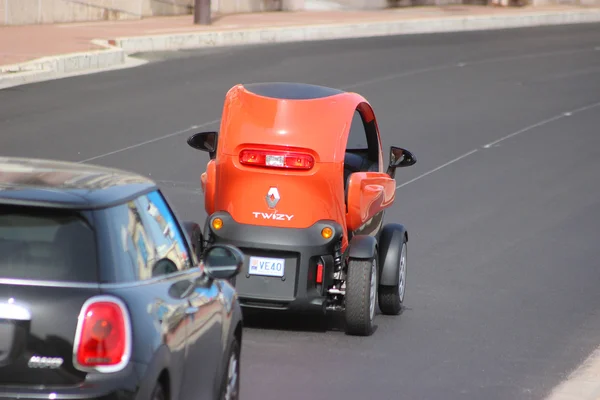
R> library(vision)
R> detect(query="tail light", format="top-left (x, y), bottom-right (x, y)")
top-left (239, 149), bottom-right (314, 170)
top-left (73, 296), bottom-right (132, 373)
top-left (316, 260), bottom-right (324, 284)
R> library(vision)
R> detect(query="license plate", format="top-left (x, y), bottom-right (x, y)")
top-left (248, 256), bottom-right (285, 277)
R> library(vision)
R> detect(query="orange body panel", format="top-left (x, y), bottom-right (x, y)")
top-left (217, 84), bottom-right (364, 163)
top-left (346, 172), bottom-right (396, 233)
top-left (201, 160), bottom-right (216, 215)
top-left (201, 83), bottom-right (396, 249)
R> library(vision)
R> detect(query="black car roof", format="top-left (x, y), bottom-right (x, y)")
top-left (243, 82), bottom-right (345, 100)
top-left (0, 157), bottom-right (157, 210)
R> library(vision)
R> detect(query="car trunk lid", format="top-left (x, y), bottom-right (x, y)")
top-left (0, 285), bottom-right (102, 387)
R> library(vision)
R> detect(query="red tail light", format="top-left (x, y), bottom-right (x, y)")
top-left (239, 149), bottom-right (314, 170)
top-left (74, 296), bottom-right (131, 373)
top-left (316, 261), bottom-right (324, 284)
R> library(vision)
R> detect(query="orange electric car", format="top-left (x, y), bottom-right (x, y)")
top-left (187, 82), bottom-right (417, 336)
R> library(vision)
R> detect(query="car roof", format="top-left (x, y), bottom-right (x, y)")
top-left (0, 156), bottom-right (157, 210)
top-left (216, 82), bottom-right (377, 163)
top-left (243, 82), bottom-right (345, 100)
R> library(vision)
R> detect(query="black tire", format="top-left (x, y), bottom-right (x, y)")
top-left (219, 337), bottom-right (241, 400)
top-left (344, 251), bottom-right (378, 336)
top-left (150, 382), bottom-right (166, 400)
top-left (378, 238), bottom-right (407, 315)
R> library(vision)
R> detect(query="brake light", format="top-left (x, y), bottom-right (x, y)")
top-left (239, 149), bottom-right (314, 170)
top-left (74, 297), bottom-right (131, 373)
top-left (316, 261), bottom-right (324, 284)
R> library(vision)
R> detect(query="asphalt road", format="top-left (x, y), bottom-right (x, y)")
top-left (2, 22), bottom-right (600, 400)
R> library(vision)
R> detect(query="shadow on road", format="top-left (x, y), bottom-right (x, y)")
top-left (241, 308), bottom-right (380, 336)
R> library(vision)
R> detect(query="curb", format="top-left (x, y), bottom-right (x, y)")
top-left (113, 9), bottom-right (600, 54)
top-left (0, 40), bottom-right (128, 90)
top-left (2, 8), bottom-right (600, 88)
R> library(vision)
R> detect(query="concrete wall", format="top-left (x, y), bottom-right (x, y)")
top-left (336, 0), bottom-right (599, 6)
top-left (1, 0), bottom-right (193, 25)
top-left (385, 0), bottom-right (463, 6)
top-left (528, 0), bottom-right (600, 4)
top-left (1, 0), bottom-right (598, 25)
top-left (0, 0), bottom-right (287, 25)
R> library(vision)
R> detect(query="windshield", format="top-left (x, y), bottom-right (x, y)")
top-left (0, 206), bottom-right (97, 282)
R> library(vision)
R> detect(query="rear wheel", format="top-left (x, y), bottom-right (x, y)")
top-left (150, 382), bottom-right (166, 400)
top-left (344, 252), bottom-right (378, 336)
top-left (378, 238), bottom-right (407, 315)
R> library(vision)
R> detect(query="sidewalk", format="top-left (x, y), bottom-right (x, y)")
top-left (1, 5), bottom-right (600, 87)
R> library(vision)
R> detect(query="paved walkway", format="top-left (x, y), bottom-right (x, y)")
top-left (1, 4), bottom-right (597, 67)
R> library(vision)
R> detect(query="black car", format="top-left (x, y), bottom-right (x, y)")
top-left (0, 157), bottom-right (245, 400)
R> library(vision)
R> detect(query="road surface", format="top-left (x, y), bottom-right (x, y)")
top-left (2, 22), bottom-right (600, 400)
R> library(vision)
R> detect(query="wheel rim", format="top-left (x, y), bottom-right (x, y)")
top-left (224, 349), bottom-right (239, 400)
top-left (369, 258), bottom-right (377, 321)
top-left (398, 243), bottom-right (407, 302)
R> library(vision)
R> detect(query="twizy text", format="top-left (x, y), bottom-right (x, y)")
top-left (252, 212), bottom-right (294, 221)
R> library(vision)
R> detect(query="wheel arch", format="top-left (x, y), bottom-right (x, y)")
top-left (213, 294), bottom-right (243, 399)
top-left (157, 369), bottom-right (171, 400)
top-left (234, 320), bottom-right (243, 344)
top-left (136, 344), bottom-right (176, 400)
top-left (348, 234), bottom-right (378, 260)
top-left (378, 223), bottom-right (408, 287)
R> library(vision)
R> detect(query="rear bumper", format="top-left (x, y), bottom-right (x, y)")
top-left (0, 362), bottom-right (145, 400)
top-left (204, 211), bottom-right (344, 313)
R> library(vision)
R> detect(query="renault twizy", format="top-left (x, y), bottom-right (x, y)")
top-left (187, 82), bottom-right (417, 336)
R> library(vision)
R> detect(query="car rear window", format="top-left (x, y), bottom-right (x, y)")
top-left (0, 207), bottom-right (98, 283)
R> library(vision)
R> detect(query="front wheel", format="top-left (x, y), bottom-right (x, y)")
top-left (219, 337), bottom-right (241, 400)
top-left (378, 238), bottom-right (407, 315)
top-left (344, 252), bottom-right (378, 336)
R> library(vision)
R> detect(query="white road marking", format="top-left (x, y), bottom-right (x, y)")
top-left (544, 345), bottom-right (600, 400)
top-left (80, 98), bottom-right (599, 189)
top-left (341, 47), bottom-right (596, 91)
top-left (74, 46), bottom-right (599, 163)
top-left (572, 100), bottom-right (600, 114)
top-left (482, 114), bottom-right (565, 149)
top-left (482, 101), bottom-right (600, 149)
top-left (341, 65), bottom-right (451, 91)
top-left (465, 47), bottom-right (597, 67)
top-left (395, 99), bottom-right (600, 189)
top-left (77, 119), bottom-right (220, 163)
top-left (395, 149), bottom-right (478, 189)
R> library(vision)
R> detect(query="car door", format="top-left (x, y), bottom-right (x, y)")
top-left (95, 200), bottom-right (199, 400)
top-left (136, 190), bottom-right (224, 400)
top-left (345, 109), bottom-right (386, 237)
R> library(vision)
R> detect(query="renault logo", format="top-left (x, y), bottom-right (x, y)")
top-left (265, 187), bottom-right (280, 209)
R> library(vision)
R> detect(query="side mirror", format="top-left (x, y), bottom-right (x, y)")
top-left (386, 146), bottom-right (416, 178)
top-left (202, 244), bottom-right (244, 280)
top-left (187, 131), bottom-right (218, 160)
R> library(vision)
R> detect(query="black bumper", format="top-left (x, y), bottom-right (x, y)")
top-left (204, 211), bottom-right (344, 313)
top-left (0, 363), bottom-right (146, 400)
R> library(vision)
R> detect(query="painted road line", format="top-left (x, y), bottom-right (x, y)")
top-left (545, 345), bottom-right (600, 400)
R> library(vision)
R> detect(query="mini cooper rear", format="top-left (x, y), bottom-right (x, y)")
top-left (0, 156), bottom-right (244, 400)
